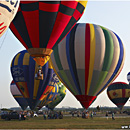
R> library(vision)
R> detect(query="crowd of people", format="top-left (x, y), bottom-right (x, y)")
top-left (71, 110), bottom-right (96, 119)
top-left (43, 111), bottom-right (63, 120)
top-left (17, 110), bottom-right (116, 121)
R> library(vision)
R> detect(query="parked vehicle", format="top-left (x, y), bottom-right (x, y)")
top-left (1, 111), bottom-right (20, 120)
top-left (0, 111), bottom-right (8, 116)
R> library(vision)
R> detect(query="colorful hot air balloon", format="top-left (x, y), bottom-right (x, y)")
top-left (107, 82), bottom-right (130, 111)
top-left (0, 0), bottom-right (19, 37)
top-left (10, 81), bottom-right (28, 110)
top-left (37, 82), bottom-right (59, 110)
top-left (46, 80), bottom-right (66, 110)
top-left (10, 1), bottom-right (87, 67)
top-left (51, 23), bottom-right (125, 109)
top-left (11, 50), bottom-right (54, 110)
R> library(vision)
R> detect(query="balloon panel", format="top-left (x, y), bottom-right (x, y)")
top-left (10, 81), bottom-right (28, 110)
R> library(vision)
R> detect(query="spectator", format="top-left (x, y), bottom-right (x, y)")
top-left (106, 112), bottom-right (108, 120)
top-left (90, 112), bottom-right (93, 119)
top-left (77, 111), bottom-right (80, 118)
top-left (19, 112), bottom-right (21, 121)
top-left (112, 112), bottom-right (115, 120)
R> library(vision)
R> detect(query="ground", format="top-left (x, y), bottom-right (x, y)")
top-left (0, 114), bottom-right (130, 129)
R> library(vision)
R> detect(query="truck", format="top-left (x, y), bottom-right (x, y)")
top-left (1, 111), bottom-right (20, 120)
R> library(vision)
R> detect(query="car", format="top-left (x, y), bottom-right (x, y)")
top-left (0, 111), bottom-right (8, 116)
top-left (1, 111), bottom-right (20, 120)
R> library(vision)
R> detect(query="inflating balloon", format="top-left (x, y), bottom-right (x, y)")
top-left (46, 80), bottom-right (66, 110)
top-left (10, 81), bottom-right (28, 110)
top-left (51, 23), bottom-right (125, 109)
top-left (107, 82), bottom-right (130, 111)
top-left (10, 1), bottom-right (87, 67)
top-left (0, 0), bottom-right (19, 37)
top-left (11, 50), bottom-right (54, 110)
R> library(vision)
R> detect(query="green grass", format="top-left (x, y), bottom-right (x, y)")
top-left (0, 116), bottom-right (130, 129)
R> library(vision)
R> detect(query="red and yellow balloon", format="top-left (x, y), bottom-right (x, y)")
top-left (10, 1), bottom-right (87, 67)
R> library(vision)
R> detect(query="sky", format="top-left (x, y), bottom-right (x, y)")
top-left (0, 1), bottom-right (130, 109)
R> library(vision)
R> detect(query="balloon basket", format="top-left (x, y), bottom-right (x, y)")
top-left (35, 66), bottom-right (43, 80)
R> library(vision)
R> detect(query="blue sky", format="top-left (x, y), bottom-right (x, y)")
top-left (0, 1), bottom-right (130, 109)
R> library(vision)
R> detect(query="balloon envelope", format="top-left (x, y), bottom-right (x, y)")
top-left (0, 0), bottom-right (19, 37)
top-left (10, 81), bottom-right (28, 110)
top-left (46, 80), bottom-right (66, 110)
top-left (51, 23), bottom-right (125, 109)
top-left (10, 1), bottom-right (87, 66)
top-left (11, 50), bottom-right (54, 110)
top-left (37, 81), bottom-right (59, 110)
top-left (107, 82), bottom-right (130, 110)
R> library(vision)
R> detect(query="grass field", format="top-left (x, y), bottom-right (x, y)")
top-left (0, 115), bottom-right (130, 129)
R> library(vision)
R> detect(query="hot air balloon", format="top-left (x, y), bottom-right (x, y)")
top-left (11, 50), bottom-right (54, 110)
top-left (10, 81), bottom-right (28, 110)
top-left (51, 23), bottom-right (125, 109)
top-left (46, 80), bottom-right (66, 110)
top-left (107, 82), bottom-right (130, 111)
top-left (127, 72), bottom-right (130, 83)
top-left (10, 1), bottom-right (87, 68)
top-left (37, 82), bottom-right (59, 110)
top-left (0, 0), bottom-right (19, 37)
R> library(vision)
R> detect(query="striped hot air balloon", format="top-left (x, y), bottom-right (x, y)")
top-left (107, 82), bottom-right (130, 111)
top-left (51, 23), bottom-right (125, 109)
top-left (10, 1), bottom-right (87, 67)
top-left (10, 81), bottom-right (28, 110)
top-left (11, 50), bottom-right (54, 110)
top-left (0, 0), bottom-right (19, 37)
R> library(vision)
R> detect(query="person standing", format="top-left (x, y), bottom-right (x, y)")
top-left (106, 112), bottom-right (108, 120)
top-left (19, 112), bottom-right (21, 121)
top-left (90, 111), bottom-right (93, 119)
top-left (112, 112), bottom-right (115, 120)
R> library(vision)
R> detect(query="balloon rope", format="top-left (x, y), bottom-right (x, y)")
top-left (0, 29), bottom-right (8, 50)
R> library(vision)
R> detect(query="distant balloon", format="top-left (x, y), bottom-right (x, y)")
top-left (37, 82), bottom-right (59, 110)
top-left (51, 23), bottom-right (125, 109)
top-left (10, 1), bottom-right (87, 67)
top-left (46, 80), bottom-right (66, 110)
top-left (11, 50), bottom-right (54, 110)
top-left (0, 0), bottom-right (19, 37)
top-left (10, 81), bottom-right (28, 110)
top-left (107, 82), bottom-right (130, 111)
top-left (127, 72), bottom-right (130, 83)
